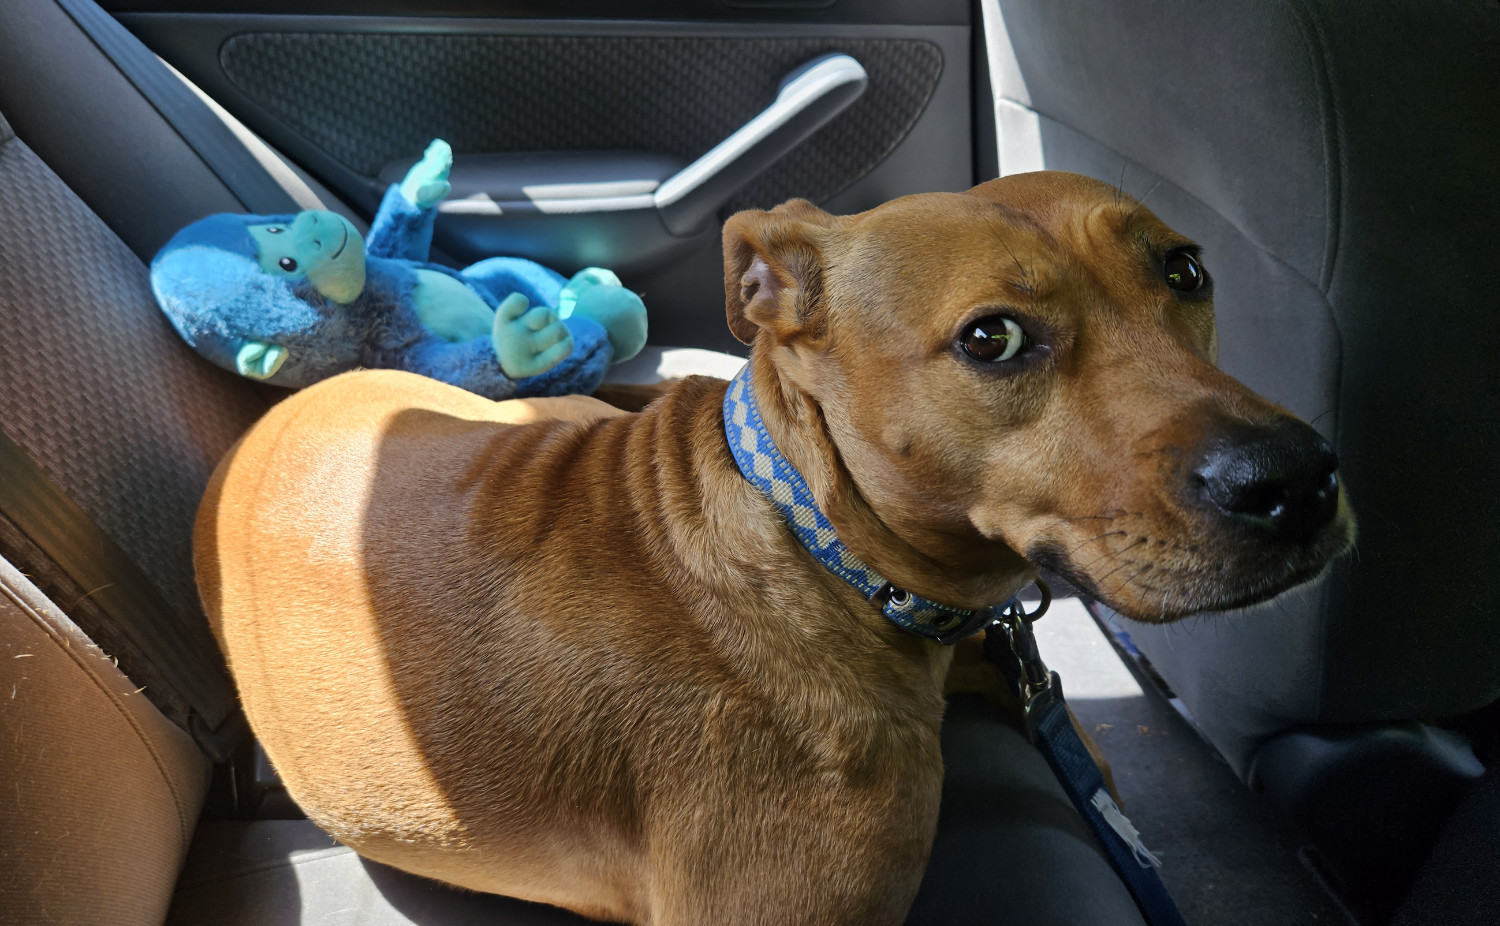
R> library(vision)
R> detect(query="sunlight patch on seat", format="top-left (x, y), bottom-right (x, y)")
top-left (1034, 597), bottom-right (1145, 700)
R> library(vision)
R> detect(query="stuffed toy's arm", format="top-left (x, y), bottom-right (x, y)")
top-left (365, 139), bottom-right (453, 261)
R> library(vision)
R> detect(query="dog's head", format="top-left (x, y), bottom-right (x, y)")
top-left (723, 171), bottom-right (1354, 622)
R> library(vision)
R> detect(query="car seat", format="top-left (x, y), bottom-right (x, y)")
top-left (981, 0), bottom-right (1500, 919)
top-left (0, 1), bottom-right (1150, 923)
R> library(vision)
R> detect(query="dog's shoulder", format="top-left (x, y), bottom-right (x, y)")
top-left (289, 369), bottom-right (628, 429)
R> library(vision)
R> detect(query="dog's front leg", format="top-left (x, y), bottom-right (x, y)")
top-left (640, 744), bottom-right (943, 926)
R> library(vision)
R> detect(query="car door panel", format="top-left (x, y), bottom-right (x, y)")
top-left (114, 3), bottom-right (975, 351)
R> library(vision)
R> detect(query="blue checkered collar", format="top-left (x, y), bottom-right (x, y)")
top-left (722, 365), bottom-right (1007, 645)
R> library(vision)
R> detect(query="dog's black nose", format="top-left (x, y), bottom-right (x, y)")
top-left (1190, 417), bottom-right (1340, 542)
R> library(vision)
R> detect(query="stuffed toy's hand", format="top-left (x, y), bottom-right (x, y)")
top-left (400, 139), bottom-right (454, 210)
top-left (493, 293), bottom-right (574, 379)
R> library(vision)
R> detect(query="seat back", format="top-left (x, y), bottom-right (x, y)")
top-left (982, 7), bottom-right (1500, 910)
top-left (0, 91), bottom-right (257, 925)
top-left (984, 0), bottom-right (1500, 774)
top-left (0, 0), bottom-right (347, 919)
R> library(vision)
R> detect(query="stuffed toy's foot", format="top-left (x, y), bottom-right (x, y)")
top-left (493, 292), bottom-right (574, 379)
top-left (558, 268), bottom-right (648, 364)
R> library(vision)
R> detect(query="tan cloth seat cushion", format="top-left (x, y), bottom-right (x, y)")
top-left (0, 557), bottom-right (209, 925)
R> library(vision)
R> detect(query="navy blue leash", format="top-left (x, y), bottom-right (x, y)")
top-left (723, 367), bottom-right (1186, 924)
top-left (986, 602), bottom-right (1188, 926)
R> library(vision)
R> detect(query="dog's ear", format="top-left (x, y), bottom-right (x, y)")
top-left (722, 200), bottom-right (834, 345)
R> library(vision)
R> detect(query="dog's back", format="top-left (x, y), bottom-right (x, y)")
top-left (196, 368), bottom-right (943, 925)
top-left (197, 370), bottom-right (654, 914)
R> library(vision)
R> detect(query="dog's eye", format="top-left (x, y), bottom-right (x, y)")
top-left (960, 316), bottom-right (1027, 363)
top-left (1164, 251), bottom-right (1204, 292)
top-left (278, 257), bottom-right (298, 272)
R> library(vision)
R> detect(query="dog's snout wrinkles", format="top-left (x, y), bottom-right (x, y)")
top-left (1190, 417), bottom-right (1340, 543)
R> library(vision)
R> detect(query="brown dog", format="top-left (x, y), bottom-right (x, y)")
top-left (196, 172), bottom-right (1355, 925)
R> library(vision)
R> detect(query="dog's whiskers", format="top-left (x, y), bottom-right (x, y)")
top-left (1124, 178), bottom-right (1165, 223)
top-left (1109, 562), bottom-right (1154, 600)
top-left (1077, 535), bottom-right (1145, 573)
top-left (1066, 530), bottom-right (1128, 559)
top-left (1093, 544), bottom-right (1147, 586)
top-left (998, 238), bottom-right (1037, 296)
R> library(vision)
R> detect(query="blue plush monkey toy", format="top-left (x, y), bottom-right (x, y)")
top-left (150, 139), bottom-right (648, 399)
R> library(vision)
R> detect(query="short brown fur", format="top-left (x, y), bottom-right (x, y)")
top-left (197, 172), bottom-right (1354, 924)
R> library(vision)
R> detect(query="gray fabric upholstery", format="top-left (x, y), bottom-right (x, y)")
top-left (168, 820), bottom-right (596, 926)
top-left (168, 695), bottom-right (1146, 926)
top-left (988, 0), bottom-right (1500, 775)
top-left (1392, 771), bottom-right (1500, 926)
top-left (905, 696), bottom-right (1148, 925)
top-left (0, 0), bottom-right (358, 729)
top-left (0, 117), bottom-right (269, 724)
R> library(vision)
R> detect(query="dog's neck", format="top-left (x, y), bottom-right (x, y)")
top-left (745, 351), bottom-right (1034, 612)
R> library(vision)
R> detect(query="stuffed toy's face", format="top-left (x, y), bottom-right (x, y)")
top-left (249, 211), bottom-right (366, 305)
top-left (151, 211), bottom-right (369, 386)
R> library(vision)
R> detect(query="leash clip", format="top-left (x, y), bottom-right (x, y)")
top-left (983, 579), bottom-right (1055, 742)
top-left (934, 604), bottom-right (1003, 646)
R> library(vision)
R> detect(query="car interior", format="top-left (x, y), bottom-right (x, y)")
top-left (0, 1), bottom-right (1495, 924)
